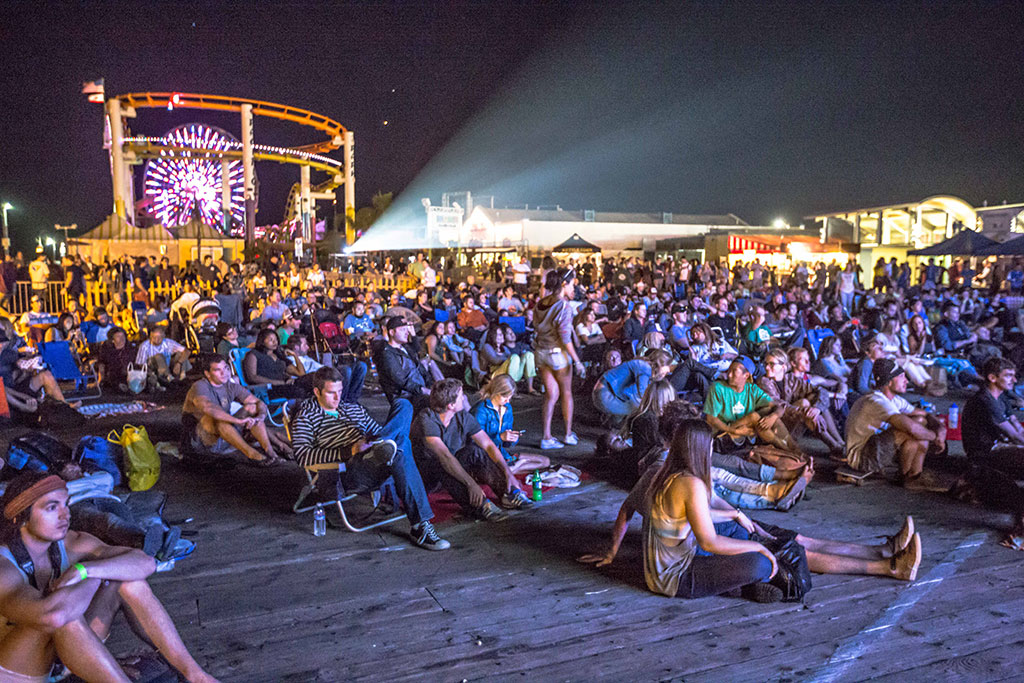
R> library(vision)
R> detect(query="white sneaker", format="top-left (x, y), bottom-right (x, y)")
top-left (563, 432), bottom-right (579, 446)
top-left (540, 438), bottom-right (564, 450)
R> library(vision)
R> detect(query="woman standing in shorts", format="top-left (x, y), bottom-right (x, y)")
top-left (533, 269), bottom-right (584, 449)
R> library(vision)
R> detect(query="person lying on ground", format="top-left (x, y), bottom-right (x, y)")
top-left (703, 356), bottom-right (798, 454)
top-left (290, 366), bottom-right (450, 551)
top-left (845, 358), bottom-right (946, 487)
top-left (0, 472), bottom-right (218, 683)
top-left (182, 355), bottom-right (287, 464)
top-left (473, 374), bottom-right (549, 475)
top-left (411, 379), bottom-right (533, 520)
top-left (578, 418), bottom-right (923, 601)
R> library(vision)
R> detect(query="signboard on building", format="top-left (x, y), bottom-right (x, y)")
top-left (426, 205), bottom-right (464, 245)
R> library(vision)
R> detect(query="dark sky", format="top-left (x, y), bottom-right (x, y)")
top-left (1, 1), bottom-right (1022, 252)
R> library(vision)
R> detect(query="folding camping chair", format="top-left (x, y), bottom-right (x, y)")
top-left (805, 327), bottom-right (836, 361)
top-left (283, 401), bottom-right (407, 533)
top-left (38, 341), bottom-right (101, 400)
top-left (228, 347), bottom-right (287, 426)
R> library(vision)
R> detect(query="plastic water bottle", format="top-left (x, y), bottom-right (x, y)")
top-left (531, 470), bottom-right (543, 502)
top-left (948, 403), bottom-right (959, 430)
top-left (313, 504), bottom-right (327, 537)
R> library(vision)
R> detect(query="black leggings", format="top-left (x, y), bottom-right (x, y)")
top-left (675, 551), bottom-right (773, 599)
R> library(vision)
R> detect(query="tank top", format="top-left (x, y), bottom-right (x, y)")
top-left (0, 541), bottom-right (70, 640)
top-left (643, 473), bottom-right (698, 597)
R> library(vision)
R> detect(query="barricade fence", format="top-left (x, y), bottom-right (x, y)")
top-left (3, 272), bottom-right (418, 315)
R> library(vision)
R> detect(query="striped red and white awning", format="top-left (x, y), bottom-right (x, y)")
top-left (729, 235), bottom-right (772, 253)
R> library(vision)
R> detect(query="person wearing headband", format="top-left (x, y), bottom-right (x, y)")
top-left (0, 472), bottom-right (216, 682)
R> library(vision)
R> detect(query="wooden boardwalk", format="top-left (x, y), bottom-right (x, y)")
top-left (5, 390), bottom-right (1023, 681)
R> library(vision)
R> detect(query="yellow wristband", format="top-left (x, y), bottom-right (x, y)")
top-left (74, 563), bottom-right (88, 580)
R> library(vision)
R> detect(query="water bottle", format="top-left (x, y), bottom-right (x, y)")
top-left (531, 470), bottom-right (543, 502)
top-left (313, 504), bottom-right (327, 537)
top-left (948, 403), bottom-right (959, 430)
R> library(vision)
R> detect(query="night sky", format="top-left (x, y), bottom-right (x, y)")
top-left (1, 1), bottom-right (1022, 253)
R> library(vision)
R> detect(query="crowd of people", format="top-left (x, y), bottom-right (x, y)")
top-left (3, 245), bottom-right (1024, 679)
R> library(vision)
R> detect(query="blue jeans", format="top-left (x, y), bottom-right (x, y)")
top-left (337, 361), bottom-right (367, 403)
top-left (338, 398), bottom-right (432, 525)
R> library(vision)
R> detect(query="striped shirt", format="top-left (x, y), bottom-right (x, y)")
top-left (290, 397), bottom-right (382, 467)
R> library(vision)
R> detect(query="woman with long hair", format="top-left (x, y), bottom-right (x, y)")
top-left (533, 268), bottom-right (584, 449)
top-left (480, 325), bottom-right (537, 393)
top-left (607, 378), bottom-right (679, 462)
top-left (581, 418), bottom-right (924, 600)
top-left (473, 374), bottom-right (549, 474)
top-left (592, 349), bottom-right (673, 421)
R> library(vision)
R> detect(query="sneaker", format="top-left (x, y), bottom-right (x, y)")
top-left (499, 488), bottom-right (534, 509)
top-left (741, 581), bottom-right (784, 603)
top-left (540, 438), bottom-right (564, 450)
top-left (361, 439), bottom-right (398, 467)
top-left (563, 432), bottom-right (579, 446)
top-left (410, 521), bottom-right (451, 551)
top-left (473, 500), bottom-right (508, 521)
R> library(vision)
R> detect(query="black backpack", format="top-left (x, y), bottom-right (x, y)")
top-left (755, 523), bottom-right (813, 602)
top-left (4, 432), bottom-right (72, 478)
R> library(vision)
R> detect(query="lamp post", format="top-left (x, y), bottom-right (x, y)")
top-left (1, 202), bottom-right (12, 253)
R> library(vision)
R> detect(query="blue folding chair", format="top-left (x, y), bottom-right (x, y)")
top-left (498, 316), bottom-right (526, 335)
top-left (228, 347), bottom-right (287, 426)
top-left (805, 327), bottom-right (835, 360)
top-left (38, 341), bottom-right (101, 400)
top-left (434, 309), bottom-right (450, 323)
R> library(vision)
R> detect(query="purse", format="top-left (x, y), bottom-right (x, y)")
top-left (753, 522), bottom-right (813, 602)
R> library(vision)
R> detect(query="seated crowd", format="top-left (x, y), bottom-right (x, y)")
top-left (4, 249), bottom-right (1024, 677)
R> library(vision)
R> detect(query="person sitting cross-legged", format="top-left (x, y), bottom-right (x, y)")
top-left (182, 355), bottom-right (287, 465)
top-left (703, 356), bottom-right (800, 454)
top-left (0, 472), bottom-right (218, 683)
top-left (290, 367), bottom-right (450, 551)
top-left (412, 379), bottom-right (534, 521)
top-left (845, 358), bottom-right (946, 487)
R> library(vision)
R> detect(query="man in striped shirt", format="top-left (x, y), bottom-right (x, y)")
top-left (290, 367), bottom-right (449, 551)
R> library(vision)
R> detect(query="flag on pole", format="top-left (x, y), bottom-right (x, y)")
top-left (81, 78), bottom-right (105, 102)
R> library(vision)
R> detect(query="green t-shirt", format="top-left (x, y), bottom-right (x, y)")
top-left (703, 381), bottom-right (772, 424)
top-left (746, 325), bottom-right (772, 345)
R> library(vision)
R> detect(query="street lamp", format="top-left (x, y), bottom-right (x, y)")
top-left (1, 202), bottom-right (12, 253)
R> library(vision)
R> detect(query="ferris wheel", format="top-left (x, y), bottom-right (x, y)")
top-left (142, 124), bottom-right (249, 233)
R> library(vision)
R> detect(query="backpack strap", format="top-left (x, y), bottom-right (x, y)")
top-left (6, 535), bottom-right (63, 594)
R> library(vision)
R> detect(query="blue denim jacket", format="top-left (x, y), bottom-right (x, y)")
top-left (472, 398), bottom-right (514, 463)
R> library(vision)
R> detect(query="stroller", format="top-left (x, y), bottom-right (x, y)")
top-left (183, 298), bottom-right (221, 354)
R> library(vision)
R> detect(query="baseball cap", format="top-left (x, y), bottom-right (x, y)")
top-left (385, 316), bottom-right (412, 331)
top-left (872, 358), bottom-right (905, 386)
top-left (732, 355), bottom-right (756, 376)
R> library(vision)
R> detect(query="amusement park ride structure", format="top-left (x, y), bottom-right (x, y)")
top-left (99, 92), bottom-right (355, 247)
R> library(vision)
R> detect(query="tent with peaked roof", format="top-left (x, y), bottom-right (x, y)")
top-left (553, 233), bottom-right (601, 253)
top-left (907, 230), bottom-right (997, 256)
top-left (167, 216), bottom-right (244, 264)
top-left (74, 214), bottom-right (176, 263)
top-left (977, 235), bottom-right (1024, 256)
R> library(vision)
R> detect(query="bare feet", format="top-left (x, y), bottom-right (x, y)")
top-left (891, 532), bottom-right (922, 581)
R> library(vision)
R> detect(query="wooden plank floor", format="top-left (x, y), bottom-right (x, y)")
top-left (4, 388), bottom-right (1022, 682)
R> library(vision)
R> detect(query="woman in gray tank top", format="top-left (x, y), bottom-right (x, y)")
top-left (532, 268), bottom-right (584, 450)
